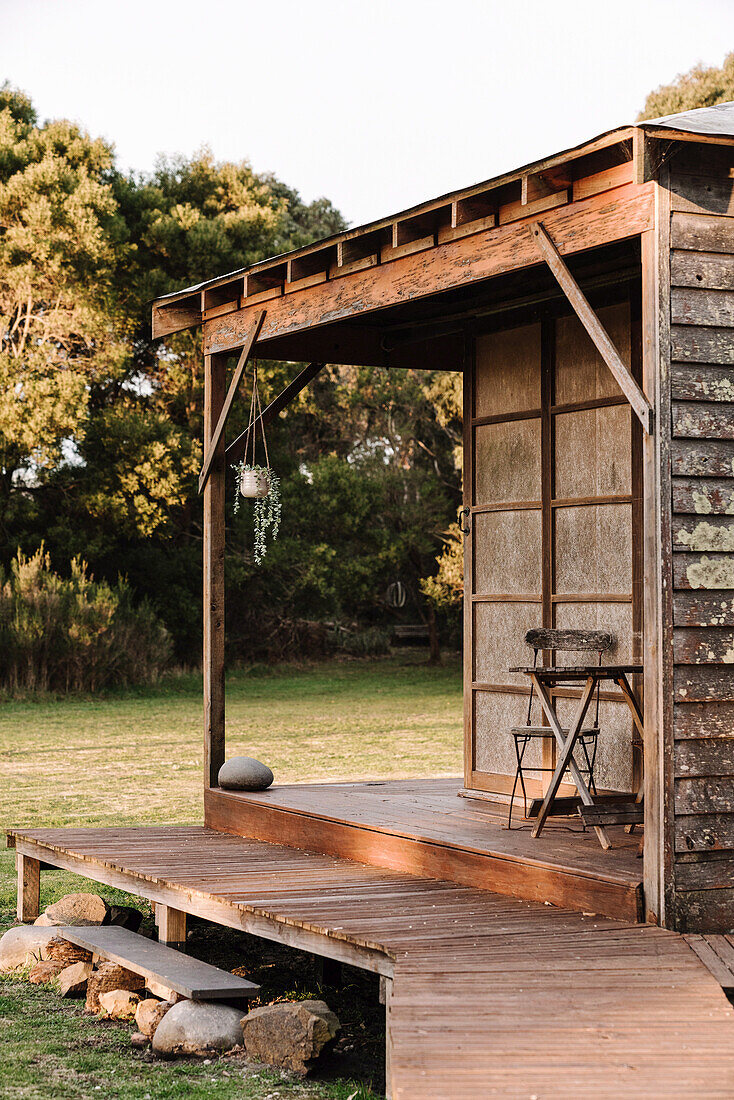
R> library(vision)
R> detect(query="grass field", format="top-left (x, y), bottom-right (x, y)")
top-left (0, 654), bottom-right (463, 1100)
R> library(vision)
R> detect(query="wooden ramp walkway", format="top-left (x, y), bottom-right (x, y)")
top-left (9, 825), bottom-right (734, 1098)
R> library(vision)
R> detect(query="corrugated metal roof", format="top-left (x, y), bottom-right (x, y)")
top-left (642, 100), bottom-right (734, 136)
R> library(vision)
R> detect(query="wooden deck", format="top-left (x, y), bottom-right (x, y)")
top-left (205, 777), bottom-right (644, 921)
top-left (8, 823), bottom-right (734, 1098)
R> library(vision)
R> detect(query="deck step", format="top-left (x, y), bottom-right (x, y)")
top-left (57, 925), bottom-right (260, 1002)
top-left (684, 934), bottom-right (734, 993)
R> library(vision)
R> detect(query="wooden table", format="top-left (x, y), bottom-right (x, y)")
top-left (509, 664), bottom-right (644, 850)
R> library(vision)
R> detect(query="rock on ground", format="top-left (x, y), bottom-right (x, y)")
top-left (45, 937), bottom-right (93, 966)
top-left (86, 962), bottom-right (145, 1012)
top-left (152, 999), bottom-right (245, 1056)
top-left (42, 892), bottom-right (109, 927)
top-left (57, 961), bottom-right (94, 997)
top-left (130, 1031), bottom-right (149, 1048)
top-left (136, 997), bottom-right (173, 1038)
top-left (241, 1000), bottom-right (340, 1076)
top-left (0, 925), bottom-right (58, 971)
top-left (28, 959), bottom-right (67, 984)
top-left (108, 905), bottom-right (143, 932)
top-left (99, 989), bottom-right (141, 1019)
top-left (218, 756), bottom-right (274, 791)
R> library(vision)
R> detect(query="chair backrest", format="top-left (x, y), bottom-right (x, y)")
top-left (524, 628), bottom-right (614, 655)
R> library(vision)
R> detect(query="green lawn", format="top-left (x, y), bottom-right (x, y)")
top-left (0, 654), bottom-right (462, 1100)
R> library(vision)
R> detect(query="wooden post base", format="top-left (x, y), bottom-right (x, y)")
top-left (17, 853), bottom-right (40, 923)
top-left (157, 904), bottom-right (187, 949)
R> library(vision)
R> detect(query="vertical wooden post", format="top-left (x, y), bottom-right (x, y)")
top-left (157, 904), bottom-right (187, 949)
top-left (203, 352), bottom-right (227, 790)
top-left (540, 316), bottom-right (555, 786)
top-left (462, 333), bottom-right (474, 791)
top-left (17, 853), bottom-right (40, 922)
top-left (641, 170), bottom-right (674, 927)
top-left (630, 285), bottom-right (645, 798)
top-left (380, 975), bottom-right (394, 1099)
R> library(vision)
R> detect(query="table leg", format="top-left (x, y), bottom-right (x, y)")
top-left (531, 678), bottom-right (611, 849)
top-left (616, 674), bottom-right (645, 832)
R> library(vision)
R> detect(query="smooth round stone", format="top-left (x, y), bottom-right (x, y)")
top-left (152, 999), bottom-right (246, 1055)
top-left (218, 756), bottom-right (274, 791)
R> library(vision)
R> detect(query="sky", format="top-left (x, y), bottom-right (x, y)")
top-left (2, 0), bottom-right (734, 228)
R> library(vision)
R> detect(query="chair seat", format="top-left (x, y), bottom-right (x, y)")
top-left (510, 725), bottom-right (599, 737)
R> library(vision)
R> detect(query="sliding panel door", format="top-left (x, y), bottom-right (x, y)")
top-left (465, 295), bottom-right (641, 798)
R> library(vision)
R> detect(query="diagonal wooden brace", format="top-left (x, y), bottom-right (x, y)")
top-left (225, 360), bottom-right (326, 467)
top-left (531, 221), bottom-right (654, 435)
top-left (198, 309), bottom-right (266, 494)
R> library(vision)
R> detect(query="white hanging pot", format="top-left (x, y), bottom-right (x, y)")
top-left (239, 467), bottom-right (270, 499)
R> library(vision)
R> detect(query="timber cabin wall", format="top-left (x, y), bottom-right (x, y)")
top-left (664, 146), bottom-right (734, 932)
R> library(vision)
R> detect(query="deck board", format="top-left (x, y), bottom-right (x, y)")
top-left (8, 823), bottom-right (734, 1098)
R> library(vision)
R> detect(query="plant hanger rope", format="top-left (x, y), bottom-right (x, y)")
top-left (244, 361), bottom-right (271, 473)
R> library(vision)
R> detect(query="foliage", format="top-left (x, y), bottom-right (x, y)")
top-left (332, 624), bottom-right (393, 657)
top-left (0, 545), bottom-right (171, 693)
top-left (638, 51), bottom-right (734, 119)
top-left (233, 462), bottom-right (282, 565)
top-left (0, 82), bottom-right (463, 672)
top-left (420, 522), bottom-right (464, 608)
top-left (0, 83), bottom-right (129, 507)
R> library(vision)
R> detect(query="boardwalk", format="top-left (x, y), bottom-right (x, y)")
top-left (9, 824), bottom-right (734, 1098)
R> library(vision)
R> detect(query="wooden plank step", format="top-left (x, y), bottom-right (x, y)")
top-left (684, 933), bottom-right (734, 992)
top-left (579, 802), bottom-right (644, 827)
top-left (57, 925), bottom-right (260, 1002)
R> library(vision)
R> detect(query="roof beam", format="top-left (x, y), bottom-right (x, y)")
top-left (152, 128), bottom-right (639, 337)
top-left (198, 310), bottom-right (265, 494)
top-left (203, 183), bottom-right (654, 357)
top-left (530, 221), bottom-right (653, 434)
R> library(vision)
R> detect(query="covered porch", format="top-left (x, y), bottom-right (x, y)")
top-left (158, 120), bottom-right (660, 922)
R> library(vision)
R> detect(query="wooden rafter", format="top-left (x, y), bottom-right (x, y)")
top-left (198, 310), bottom-right (266, 494)
top-left (530, 221), bottom-right (654, 435)
top-left (204, 186), bottom-right (654, 356)
top-left (225, 361), bottom-right (325, 467)
top-left (152, 128), bottom-right (644, 339)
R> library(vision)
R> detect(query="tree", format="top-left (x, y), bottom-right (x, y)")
top-left (1, 83), bottom-right (463, 669)
top-left (639, 52), bottom-right (734, 120)
top-left (0, 83), bottom-right (130, 524)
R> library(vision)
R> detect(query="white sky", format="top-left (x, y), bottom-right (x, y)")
top-left (2, 0), bottom-right (734, 228)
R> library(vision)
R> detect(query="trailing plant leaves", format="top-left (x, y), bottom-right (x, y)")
top-left (232, 462), bottom-right (281, 565)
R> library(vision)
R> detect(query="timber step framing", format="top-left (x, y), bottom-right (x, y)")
top-left (8, 825), bottom-right (734, 1098)
top-left (203, 777), bottom-right (644, 922)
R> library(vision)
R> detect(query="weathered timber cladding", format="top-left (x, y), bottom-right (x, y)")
top-left (669, 164), bottom-right (734, 931)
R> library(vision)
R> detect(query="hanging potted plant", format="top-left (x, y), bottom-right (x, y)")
top-left (232, 361), bottom-right (281, 565)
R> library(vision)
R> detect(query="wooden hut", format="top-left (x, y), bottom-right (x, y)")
top-left (9, 103), bottom-right (734, 1096)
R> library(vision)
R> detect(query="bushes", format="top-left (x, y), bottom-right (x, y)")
top-left (0, 547), bottom-right (172, 693)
